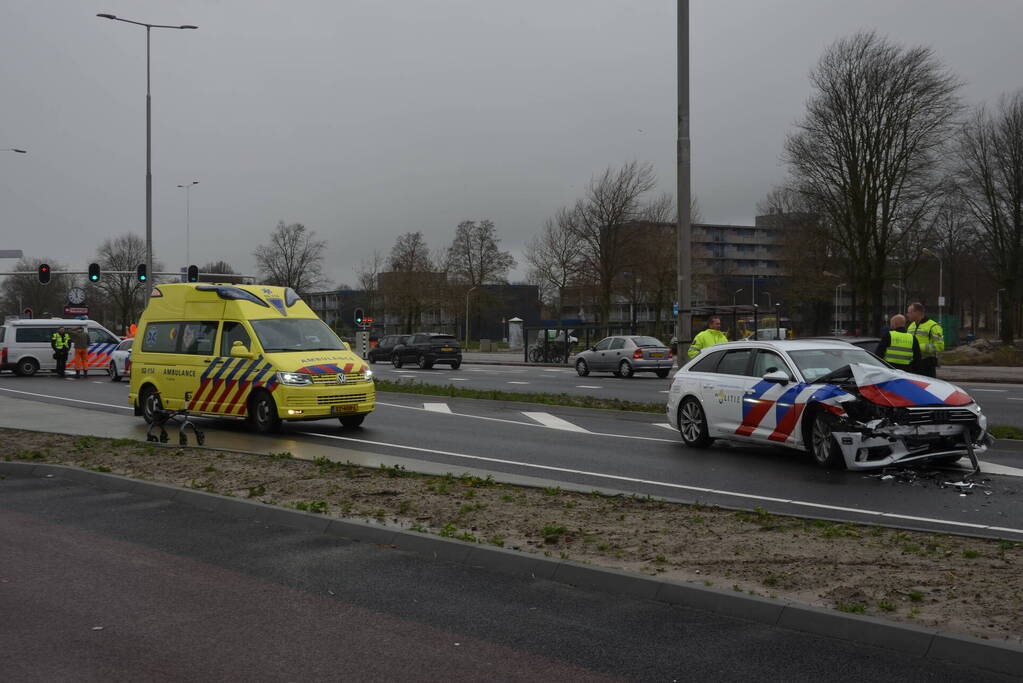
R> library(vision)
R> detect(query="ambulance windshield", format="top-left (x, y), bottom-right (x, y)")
top-left (250, 318), bottom-right (346, 353)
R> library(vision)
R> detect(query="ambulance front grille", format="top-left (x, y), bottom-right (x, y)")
top-left (287, 393), bottom-right (369, 407)
top-left (310, 372), bottom-right (367, 384)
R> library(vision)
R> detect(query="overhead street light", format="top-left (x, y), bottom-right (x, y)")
top-left (97, 12), bottom-right (197, 301)
top-left (732, 288), bottom-right (743, 306)
top-left (176, 180), bottom-right (199, 269)
top-left (3, 148), bottom-right (27, 154)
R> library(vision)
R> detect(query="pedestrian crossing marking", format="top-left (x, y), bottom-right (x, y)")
top-left (423, 402), bottom-right (452, 413)
top-left (522, 412), bottom-right (590, 432)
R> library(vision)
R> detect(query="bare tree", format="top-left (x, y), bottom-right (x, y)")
top-left (569, 161), bottom-right (658, 326)
top-left (0, 257), bottom-right (72, 319)
top-left (446, 219), bottom-right (516, 287)
top-left (200, 260), bottom-right (236, 274)
top-left (956, 91), bottom-right (1023, 343)
top-left (384, 231), bottom-right (439, 332)
top-left (91, 234), bottom-right (162, 334)
top-left (253, 221), bottom-right (330, 294)
top-left (525, 208), bottom-right (583, 325)
top-left (784, 31), bottom-right (961, 334)
top-left (355, 250), bottom-right (384, 319)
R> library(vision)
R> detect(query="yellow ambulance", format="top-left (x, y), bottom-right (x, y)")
top-left (129, 283), bottom-right (374, 432)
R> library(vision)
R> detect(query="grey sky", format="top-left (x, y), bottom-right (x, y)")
top-left (3, 1), bottom-right (1021, 287)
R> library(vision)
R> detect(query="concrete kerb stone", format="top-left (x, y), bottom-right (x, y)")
top-left (4, 461), bottom-right (1023, 677)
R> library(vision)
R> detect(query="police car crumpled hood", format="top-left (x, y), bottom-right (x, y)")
top-left (845, 363), bottom-right (974, 408)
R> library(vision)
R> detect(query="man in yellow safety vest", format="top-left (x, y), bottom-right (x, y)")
top-left (688, 316), bottom-right (729, 359)
top-left (875, 314), bottom-right (920, 370)
top-left (50, 326), bottom-right (71, 377)
top-left (906, 302), bottom-right (944, 378)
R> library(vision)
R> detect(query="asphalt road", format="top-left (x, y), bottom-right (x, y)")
top-left (369, 362), bottom-right (1023, 428)
top-left (3, 374), bottom-right (1023, 542)
top-left (1, 473), bottom-right (1014, 682)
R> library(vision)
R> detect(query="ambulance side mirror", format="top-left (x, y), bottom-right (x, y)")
top-left (230, 341), bottom-right (254, 359)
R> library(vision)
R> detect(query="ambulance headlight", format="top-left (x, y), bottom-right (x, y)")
top-left (365, 369), bottom-right (373, 380)
top-left (277, 371), bottom-right (313, 386)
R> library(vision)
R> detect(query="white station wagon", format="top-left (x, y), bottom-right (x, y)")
top-left (666, 340), bottom-right (991, 470)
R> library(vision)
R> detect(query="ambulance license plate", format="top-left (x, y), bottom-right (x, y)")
top-left (650, 352), bottom-right (664, 358)
top-left (332, 404), bottom-right (358, 414)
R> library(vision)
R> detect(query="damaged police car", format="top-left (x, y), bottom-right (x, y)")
top-left (667, 340), bottom-right (992, 470)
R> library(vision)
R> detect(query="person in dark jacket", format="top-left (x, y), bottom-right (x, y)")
top-left (875, 314), bottom-right (921, 370)
top-left (70, 326), bottom-right (91, 378)
top-left (50, 326), bottom-right (70, 377)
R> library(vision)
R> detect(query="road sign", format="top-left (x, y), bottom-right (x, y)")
top-left (672, 301), bottom-right (679, 317)
top-left (63, 306), bottom-right (89, 316)
top-left (938, 296), bottom-right (946, 307)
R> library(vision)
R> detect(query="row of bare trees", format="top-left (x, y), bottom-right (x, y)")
top-left (775, 30), bottom-right (1023, 342)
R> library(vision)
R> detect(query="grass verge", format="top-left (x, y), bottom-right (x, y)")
top-left (990, 425), bottom-right (1023, 440)
top-left (374, 378), bottom-right (664, 413)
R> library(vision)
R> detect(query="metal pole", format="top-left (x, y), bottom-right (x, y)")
top-left (464, 286), bottom-right (476, 350)
top-left (938, 258), bottom-right (944, 323)
top-left (675, 0), bottom-right (693, 363)
top-left (145, 26), bottom-right (153, 301)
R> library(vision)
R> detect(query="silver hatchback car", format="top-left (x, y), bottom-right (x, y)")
top-left (575, 335), bottom-right (673, 378)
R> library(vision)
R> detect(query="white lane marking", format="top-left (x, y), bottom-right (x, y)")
top-left (1008, 398), bottom-right (1023, 401)
top-left (448, 378), bottom-right (468, 381)
top-left (659, 390), bottom-right (670, 394)
top-left (93, 381), bottom-right (105, 384)
top-left (507, 381), bottom-right (530, 385)
top-left (576, 385), bottom-right (601, 389)
top-left (373, 401), bottom-right (676, 443)
top-left (423, 402), bottom-right (452, 413)
top-left (0, 386), bottom-right (132, 411)
top-left (654, 423), bottom-right (676, 430)
top-left (297, 431), bottom-right (1023, 536)
top-left (522, 412), bottom-right (590, 433)
top-left (973, 461), bottom-right (1023, 477)
top-left (972, 389), bottom-right (1008, 392)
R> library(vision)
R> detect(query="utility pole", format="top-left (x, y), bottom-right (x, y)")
top-left (675, 0), bottom-right (692, 360)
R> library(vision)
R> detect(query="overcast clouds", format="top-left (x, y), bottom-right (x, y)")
top-left (3, 1), bottom-right (1022, 287)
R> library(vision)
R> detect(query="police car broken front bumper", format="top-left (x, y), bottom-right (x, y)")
top-left (831, 419), bottom-right (993, 471)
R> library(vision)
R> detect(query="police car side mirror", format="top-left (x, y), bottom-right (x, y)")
top-left (763, 370), bottom-right (789, 385)
top-left (230, 341), bottom-right (254, 359)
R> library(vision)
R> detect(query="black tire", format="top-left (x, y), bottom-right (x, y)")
top-left (451, 360), bottom-right (461, 370)
top-left (529, 348), bottom-right (542, 363)
top-left (140, 385), bottom-right (163, 425)
top-left (339, 414), bottom-right (366, 429)
top-left (576, 359), bottom-right (590, 377)
top-left (656, 368), bottom-right (670, 379)
top-left (368, 352), bottom-right (377, 364)
top-left (619, 360), bottom-right (634, 378)
top-left (109, 361), bottom-right (121, 382)
top-left (14, 357), bottom-right (39, 377)
top-left (809, 411), bottom-right (845, 469)
top-left (391, 354), bottom-right (403, 368)
top-left (249, 391), bottom-right (282, 434)
top-left (420, 355), bottom-right (433, 369)
top-left (678, 397), bottom-right (712, 448)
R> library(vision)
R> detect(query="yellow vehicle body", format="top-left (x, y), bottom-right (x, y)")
top-left (129, 283), bottom-right (374, 430)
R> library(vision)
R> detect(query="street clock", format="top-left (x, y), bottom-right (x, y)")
top-left (68, 287), bottom-right (86, 305)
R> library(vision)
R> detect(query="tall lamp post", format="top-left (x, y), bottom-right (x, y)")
top-left (761, 291), bottom-right (771, 309)
top-left (922, 247), bottom-right (943, 322)
top-left (176, 180), bottom-right (199, 268)
top-left (835, 283), bottom-right (847, 334)
top-left (464, 285), bottom-right (478, 350)
top-left (97, 13), bottom-right (197, 300)
top-left (3, 148), bottom-right (27, 154)
top-left (732, 288), bottom-right (743, 306)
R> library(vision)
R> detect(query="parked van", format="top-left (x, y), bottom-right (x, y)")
top-left (0, 318), bottom-right (121, 376)
top-left (129, 283), bottom-right (375, 432)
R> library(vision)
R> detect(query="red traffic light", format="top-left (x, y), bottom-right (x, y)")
top-left (38, 263), bottom-right (51, 284)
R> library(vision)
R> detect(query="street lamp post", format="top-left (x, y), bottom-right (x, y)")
top-left (176, 181), bottom-right (199, 268)
top-left (465, 286), bottom-right (478, 350)
top-left (97, 13), bottom-right (197, 300)
top-left (3, 148), bottom-right (27, 154)
top-left (732, 288), bottom-right (743, 306)
top-left (922, 247), bottom-right (943, 322)
top-left (835, 283), bottom-right (847, 334)
top-left (762, 291), bottom-right (771, 309)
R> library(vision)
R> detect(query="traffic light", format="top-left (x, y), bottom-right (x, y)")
top-left (37, 263), bottom-right (50, 284)
top-left (354, 308), bottom-right (364, 324)
top-left (136, 263), bottom-right (148, 283)
top-left (88, 263), bottom-right (101, 282)
top-left (187, 265), bottom-right (199, 282)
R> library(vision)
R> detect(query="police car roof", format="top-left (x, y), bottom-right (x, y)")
top-left (8, 318), bottom-right (97, 326)
top-left (714, 339), bottom-right (865, 352)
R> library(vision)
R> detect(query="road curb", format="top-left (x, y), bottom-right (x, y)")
top-left (3, 461), bottom-right (1021, 677)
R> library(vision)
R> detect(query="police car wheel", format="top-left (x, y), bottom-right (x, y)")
top-left (109, 362), bottom-right (121, 382)
top-left (15, 358), bottom-right (39, 377)
top-left (141, 386), bottom-right (163, 425)
top-left (678, 398), bottom-right (711, 448)
top-left (250, 391), bottom-right (282, 433)
top-left (810, 412), bottom-right (845, 469)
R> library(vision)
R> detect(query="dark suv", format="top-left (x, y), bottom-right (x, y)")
top-left (392, 333), bottom-right (462, 369)
top-left (367, 334), bottom-right (410, 364)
